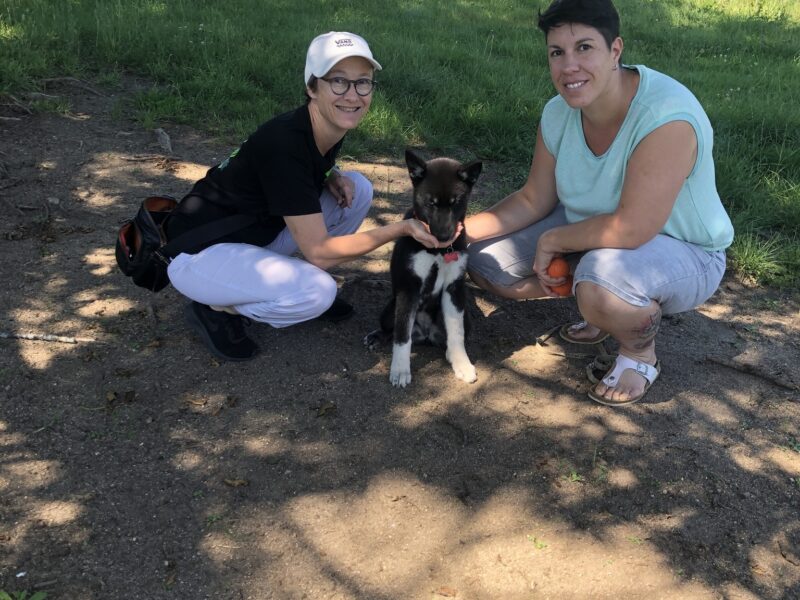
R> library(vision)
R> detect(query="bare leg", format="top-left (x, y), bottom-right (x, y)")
top-left (467, 270), bottom-right (548, 300)
top-left (576, 282), bottom-right (661, 403)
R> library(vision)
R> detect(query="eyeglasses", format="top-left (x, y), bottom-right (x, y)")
top-left (320, 77), bottom-right (377, 97)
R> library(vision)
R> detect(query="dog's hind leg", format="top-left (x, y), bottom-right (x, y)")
top-left (390, 291), bottom-right (417, 388)
top-left (442, 281), bottom-right (477, 383)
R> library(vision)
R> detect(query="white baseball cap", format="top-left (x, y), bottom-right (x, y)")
top-left (304, 31), bottom-right (382, 86)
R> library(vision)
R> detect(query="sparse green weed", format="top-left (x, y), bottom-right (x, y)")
top-left (0, 591), bottom-right (48, 600)
top-left (527, 534), bottom-right (548, 550)
top-left (565, 471), bottom-right (585, 483)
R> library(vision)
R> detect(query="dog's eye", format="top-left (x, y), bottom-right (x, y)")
top-left (428, 198), bottom-right (437, 206)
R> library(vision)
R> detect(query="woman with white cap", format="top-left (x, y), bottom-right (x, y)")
top-left (165, 32), bottom-right (453, 362)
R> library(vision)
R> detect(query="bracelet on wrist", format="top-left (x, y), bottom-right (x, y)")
top-left (326, 165), bottom-right (341, 180)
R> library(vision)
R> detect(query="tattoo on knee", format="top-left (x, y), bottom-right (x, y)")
top-left (633, 309), bottom-right (661, 349)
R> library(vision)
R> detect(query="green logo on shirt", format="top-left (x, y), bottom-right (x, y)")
top-left (218, 146), bottom-right (241, 170)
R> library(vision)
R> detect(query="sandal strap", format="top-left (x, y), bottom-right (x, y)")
top-left (601, 354), bottom-right (659, 387)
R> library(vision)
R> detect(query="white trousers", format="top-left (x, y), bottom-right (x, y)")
top-left (167, 171), bottom-right (372, 328)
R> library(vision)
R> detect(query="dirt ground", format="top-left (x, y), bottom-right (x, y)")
top-left (1, 80), bottom-right (799, 600)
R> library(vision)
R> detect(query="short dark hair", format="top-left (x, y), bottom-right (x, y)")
top-left (305, 75), bottom-right (319, 103)
top-left (537, 0), bottom-right (620, 49)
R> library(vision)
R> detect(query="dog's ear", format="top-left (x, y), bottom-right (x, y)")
top-left (405, 149), bottom-right (428, 185)
top-left (458, 160), bottom-right (483, 187)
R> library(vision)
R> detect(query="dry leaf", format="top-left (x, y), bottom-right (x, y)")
top-left (186, 399), bottom-right (207, 407)
top-left (164, 570), bottom-right (176, 589)
top-left (435, 586), bottom-right (458, 597)
top-left (316, 401), bottom-right (337, 417)
top-left (105, 391), bottom-right (117, 403)
top-left (224, 478), bottom-right (249, 488)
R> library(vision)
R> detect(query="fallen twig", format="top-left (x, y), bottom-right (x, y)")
top-left (546, 350), bottom-right (598, 360)
top-left (120, 154), bottom-right (170, 162)
top-left (2, 93), bottom-right (33, 114)
top-left (2, 197), bottom-right (24, 216)
top-left (24, 91), bottom-right (59, 101)
top-left (0, 178), bottom-right (22, 190)
top-left (535, 324), bottom-right (561, 346)
top-left (704, 356), bottom-right (799, 392)
top-left (40, 76), bottom-right (107, 97)
top-left (0, 116), bottom-right (22, 122)
top-left (40, 198), bottom-right (51, 223)
top-left (147, 301), bottom-right (158, 325)
top-left (0, 331), bottom-right (97, 344)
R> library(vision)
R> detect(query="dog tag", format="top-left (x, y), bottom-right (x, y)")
top-left (444, 251), bottom-right (460, 263)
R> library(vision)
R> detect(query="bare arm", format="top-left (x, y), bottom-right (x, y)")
top-left (465, 127), bottom-right (559, 243)
top-left (284, 213), bottom-right (457, 271)
top-left (534, 119), bottom-right (698, 283)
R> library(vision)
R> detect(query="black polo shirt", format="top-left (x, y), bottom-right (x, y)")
top-left (166, 104), bottom-right (341, 249)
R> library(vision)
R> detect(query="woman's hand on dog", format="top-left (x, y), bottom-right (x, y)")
top-left (404, 220), bottom-right (464, 249)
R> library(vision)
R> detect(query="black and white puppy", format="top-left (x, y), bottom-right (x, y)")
top-left (365, 149), bottom-right (482, 387)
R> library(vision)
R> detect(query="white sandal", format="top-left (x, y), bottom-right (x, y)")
top-left (588, 354), bottom-right (661, 406)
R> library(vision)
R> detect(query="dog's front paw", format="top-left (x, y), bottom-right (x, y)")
top-left (390, 368), bottom-right (412, 388)
top-left (451, 359), bottom-right (477, 384)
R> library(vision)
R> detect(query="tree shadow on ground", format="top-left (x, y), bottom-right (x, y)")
top-left (1, 83), bottom-right (799, 599)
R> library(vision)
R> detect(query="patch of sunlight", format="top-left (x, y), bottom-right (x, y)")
top-left (666, 0), bottom-right (799, 23)
top-left (242, 435), bottom-right (289, 457)
top-left (282, 472), bottom-right (465, 594)
top-left (201, 531), bottom-right (248, 561)
top-left (1, 459), bottom-right (61, 491)
top-left (84, 247), bottom-right (122, 277)
top-left (31, 500), bottom-right (83, 525)
top-left (0, 22), bottom-right (23, 41)
top-left (172, 161), bottom-right (209, 183)
top-left (607, 467), bottom-right (639, 488)
top-left (172, 450), bottom-right (204, 471)
top-left (433, 493), bottom-right (711, 599)
top-left (0, 430), bottom-right (26, 447)
top-left (765, 447), bottom-right (800, 476)
top-left (135, 0), bottom-right (168, 16)
top-left (369, 198), bottom-right (396, 210)
top-left (686, 394), bottom-right (740, 427)
top-left (729, 446), bottom-right (766, 473)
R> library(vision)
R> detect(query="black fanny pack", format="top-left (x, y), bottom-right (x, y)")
top-left (115, 195), bottom-right (255, 292)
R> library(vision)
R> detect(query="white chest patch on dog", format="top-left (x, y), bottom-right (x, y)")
top-left (410, 251), bottom-right (467, 296)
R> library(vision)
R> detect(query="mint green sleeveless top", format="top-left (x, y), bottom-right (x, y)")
top-left (540, 65), bottom-right (733, 252)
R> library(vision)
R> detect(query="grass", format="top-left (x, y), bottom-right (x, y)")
top-left (1, 0), bottom-right (798, 287)
top-left (0, 592), bottom-right (48, 600)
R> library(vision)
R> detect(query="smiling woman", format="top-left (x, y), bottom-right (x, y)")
top-left (465, 0), bottom-right (735, 408)
top-left (159, 31), bottom-right (460, 362)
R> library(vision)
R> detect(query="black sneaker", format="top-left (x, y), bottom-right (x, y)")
top-left (184, 302), bottom-right (259, 361)
top-left (317, 297), bottom-right (354, 322)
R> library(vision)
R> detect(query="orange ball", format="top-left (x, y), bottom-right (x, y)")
top-left (551, 276), bottom-right (574, 297)
top-left (547, 257), bottom-right (572, 296)
top-left (547, 257), bottom-right (570, 278)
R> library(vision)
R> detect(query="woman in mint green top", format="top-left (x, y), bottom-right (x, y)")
top-left (466, 0), bottom-right (733, 407)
